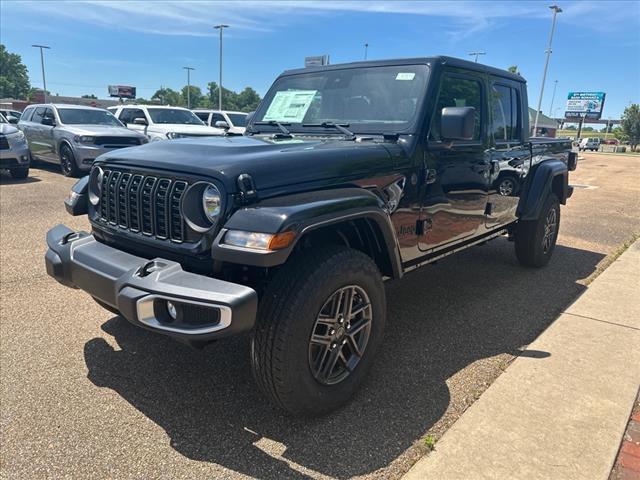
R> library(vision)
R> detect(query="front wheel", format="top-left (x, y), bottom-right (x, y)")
top-left (251, 245), bottom-right (386, 416)
top-left (60, 144), bottom-right (80, 177)
top-left (496, 175), bottom-right (519, 196)
top-left (515, 194), bottom-right (560, 267)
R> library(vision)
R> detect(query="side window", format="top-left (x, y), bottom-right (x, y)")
top-left (21, 107), bottom-right (34, 121)
top-left (210, 113), bottom-right (226, 124)
top-left (194, 112), bottom-right (210, 123)
top-left (490, 83), bottom-right (521, 142)
top-left (119, 108), bottom-right (145, 124)
top-left (430, 75), bottom-right (482, 141)
top-left (31, 107), bottom-right (46, 124)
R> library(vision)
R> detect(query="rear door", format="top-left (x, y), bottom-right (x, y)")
top-left (486, 78), bottom-right (529, 227)
top-left (419, 70), bottom-right (490, 252)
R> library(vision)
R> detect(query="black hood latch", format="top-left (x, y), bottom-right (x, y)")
top-left (236, 173), bottom-right (258, 204)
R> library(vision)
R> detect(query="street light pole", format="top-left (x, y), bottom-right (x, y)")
top-left (533, 5), bottom-right (562, 136)
top-left (31, 44), bottom-right (50, 103)
top-left (364, 43), bottom-right (369, 60)
top-left (548, 79), bottom-right (558, 116)
top-left (468, 51), bottom-right (485, 63)
top-left (183, 66), bottom-right (194, 109)
top-left (214, 24), bottom-right (229, 111)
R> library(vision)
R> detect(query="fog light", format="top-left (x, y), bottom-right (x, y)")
top-left (166, 301), bottom-right (178, 320)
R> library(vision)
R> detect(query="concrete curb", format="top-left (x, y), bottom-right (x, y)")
top-left (403, 240), bottom-right (640, 480)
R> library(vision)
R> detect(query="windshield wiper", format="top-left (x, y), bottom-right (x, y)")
top-left (302, 122), bottom-right (356, 140)
top-left (252, 120), bottom-right (292, 138)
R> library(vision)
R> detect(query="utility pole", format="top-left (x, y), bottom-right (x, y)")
top-left (31, 44), bottom-right (50, 103)
top-left (468, 51), bottom-right (485, 63)
top-left (183, 66), bottom-right (194, 109)
top-left (214, 24), bottom-right (229, 111)
top-left (533, 5), bottom-right (562, 136)
top-left (548, 79), bottom-right (558, 116)
top-left (364, 43), bottom-right (369, 60)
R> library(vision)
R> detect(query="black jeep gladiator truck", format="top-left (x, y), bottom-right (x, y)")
top-left (45, 56), bottom-right (576, 416)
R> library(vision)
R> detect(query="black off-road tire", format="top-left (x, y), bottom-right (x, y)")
top-left (60, 144), bottom-right (80, 177)
top-left (9, 166), bottom-right (29, 179)
top-left (515, 194), bottom-right (560, 267)
top-left (251, 245), bottom-right (386, 416)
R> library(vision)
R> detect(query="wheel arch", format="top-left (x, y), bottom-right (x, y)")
top-left (211, 188), bottom-right (403, 278)
top-left (517, 159), bottom-right (568, 221)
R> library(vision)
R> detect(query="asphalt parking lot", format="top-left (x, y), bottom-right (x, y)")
top-left (1, 153), bottom-right (639, 479)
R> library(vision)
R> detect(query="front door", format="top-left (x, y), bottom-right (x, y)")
top-left (419, 71), bottom-right (490, 252)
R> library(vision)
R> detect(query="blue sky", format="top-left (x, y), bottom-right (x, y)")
top-left (2, 0), bottom-right (639, 119)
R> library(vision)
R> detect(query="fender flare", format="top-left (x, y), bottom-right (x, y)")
top-left (517, 159), bottom-right (568, 221)
top-left (211, 188), bottom-right (403, 277)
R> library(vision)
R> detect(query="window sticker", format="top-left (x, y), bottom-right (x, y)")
top-left (395, 72), bottom-right (416, 81)
top-left (263, 90), bottom-right (317, 123)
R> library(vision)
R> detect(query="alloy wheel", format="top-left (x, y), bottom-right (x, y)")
top-left (499, 178), bottom-right (515, 196)
top-left (542, 207), bottom-right (557, 254)
top-left (308, 285), bottom-right (373, 385)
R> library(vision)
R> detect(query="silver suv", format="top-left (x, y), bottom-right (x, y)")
top-left (19, 104), bottom-right (148, 176)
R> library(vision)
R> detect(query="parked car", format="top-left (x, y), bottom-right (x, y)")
top-left (19, 104), bottom-right (148, 177)
top-left (601, 138), bottom-right (619, 145)
top-left (46, 56), bottom-right (576, 416)
top-left (0, 109), bottom-right (22, 124)
top-left (0, 113), bottom-right (30, 179)
top-left (108, 105), bottom-right (225, 141)
top-left (579, 137), bottom-right (600, 151)
top-left (192, 109), bottom-right (248, 134)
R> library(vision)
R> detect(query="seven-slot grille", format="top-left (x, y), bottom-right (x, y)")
top-left (98, 169), bottom-right (188, 242)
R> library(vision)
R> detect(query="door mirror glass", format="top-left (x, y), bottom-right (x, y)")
top-left (42, 116), bottom-right (55, 126)
top-left (133, 117), bottom-right (148, 126)
top-left (214, 120), bottom-right (229, 129)
top-left (7, 116), bottom-right (18, 124)
top-left (441, 107), bottom-right (475, 140)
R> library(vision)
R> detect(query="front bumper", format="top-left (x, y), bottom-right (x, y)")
top-left (0, 145), bottom-right (30, 168)
top-left (45, 224), bottom-right (258, 343)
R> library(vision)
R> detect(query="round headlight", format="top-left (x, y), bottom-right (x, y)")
top-left (202, 184), bottom-right (221, 221)
top-left (88, 166), bottom-right (103, 206)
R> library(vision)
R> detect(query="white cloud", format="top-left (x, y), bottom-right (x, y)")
top-left (6, 0), bottom-right (638, 39)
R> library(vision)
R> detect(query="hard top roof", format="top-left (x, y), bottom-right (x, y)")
top-left (282, 55), bottom-right (524, 83)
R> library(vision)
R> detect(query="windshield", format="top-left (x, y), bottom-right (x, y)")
top-left (147, 108), bottom-right (204, 125)
top-left (0, 114), bottom-right (6, 124)
top-left (227, 113), bottom-right (247, 127)
top-left (252, 64), bottom-right (429, 133)
top-left (57, 108), bottom-right (123, 126)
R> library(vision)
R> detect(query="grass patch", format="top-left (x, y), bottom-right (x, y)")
top-left (585, 232), bottom-right (640, 285)
top-left (423, 434), bottom-right (437, 451)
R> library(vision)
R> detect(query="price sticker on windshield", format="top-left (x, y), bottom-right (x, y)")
top-left (395, 72), bottom-right (416, 81)
top-left (264, 90), bottom-right (317, 123)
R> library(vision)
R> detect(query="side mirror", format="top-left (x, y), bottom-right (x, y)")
top-left (42, 117), bottom-right (55, 127)
top-left (441, 106), bottom-right (475, 141)
top-left (133, 117), bottom-right (148, 126)
top-left (214, 120), bottom-right (229, 129)
top-left (7, 116), bottom-right (18, 124)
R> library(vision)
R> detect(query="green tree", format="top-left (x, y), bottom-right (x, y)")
top-left (565, 125), bottom-right (577, 130)
top-left (81, 94), bottom-right (97, 99)
top-left (612, 126), bottom-right (627, 143)
top-left (0, 44), bottom-right (31, 99)
top-left (181, 85), bottom-right (203, 108)
top-left (151, 87), bottom-right (181, 106)
top-left (235, 87), bottom-right (261, 112)
top-left (507, 65), bottom-right (520, 75)
top-left (621, 103), bottom-right (640, 151)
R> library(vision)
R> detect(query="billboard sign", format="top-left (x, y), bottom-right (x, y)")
top-left (565, 91), bottom-right (606, 120)
top-left (108, 85), bottom-right (136, 99)
top-left (304, 55), bottom-right (329, 67)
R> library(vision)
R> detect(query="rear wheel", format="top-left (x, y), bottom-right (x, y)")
top-left (251, 245), bottom-right (386, 416)
top-left (9, 166), bottom-right (29, 179)
top-left (60, 144), bottom-right (80, 177)
top-left (515, 194), bottom-right (560, 267)
top-left (496, 174), bottom-right (519, 196)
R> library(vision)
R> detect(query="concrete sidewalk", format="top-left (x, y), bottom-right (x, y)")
top-left (404, 240), bottom-right (640, 480)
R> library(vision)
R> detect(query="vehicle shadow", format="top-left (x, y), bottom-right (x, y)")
top-left (83, 239), bottom-right (604, 479)
top-left (0, 170), bottom-right (41, 184)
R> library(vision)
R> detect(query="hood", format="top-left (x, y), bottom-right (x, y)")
top-left (63, 125), bottom-right (145, 137)
top-left (147, 124), bottom-right (225, 135)
top-left (0, 123), bottom-right (20, 135)
top-left (99, 135), bottom-right (400, 194)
